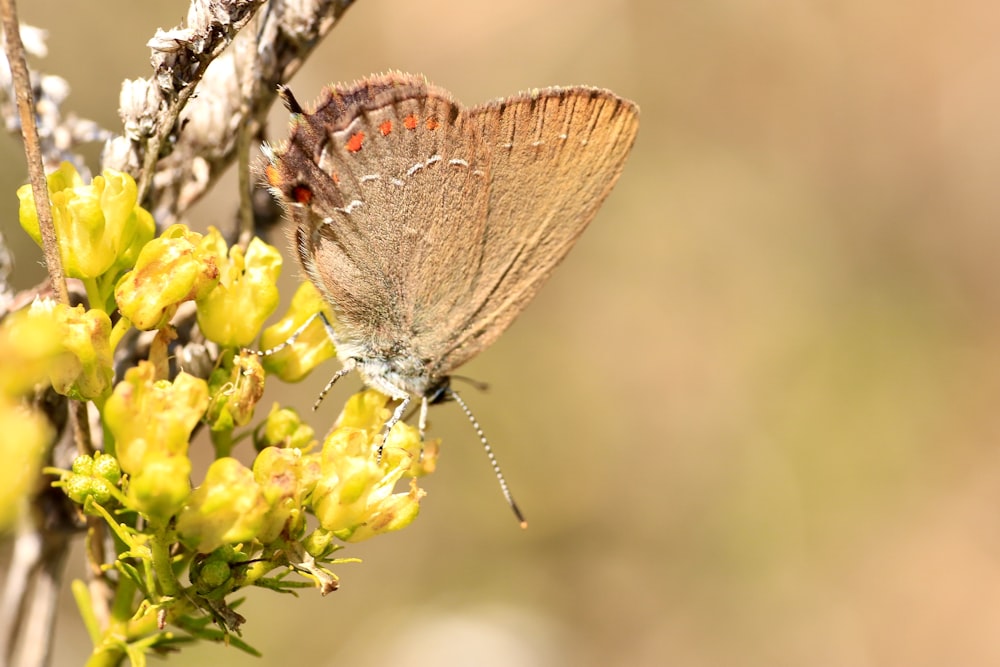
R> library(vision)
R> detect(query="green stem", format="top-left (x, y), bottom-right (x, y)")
top-left (211, 427), bottom-right (233, 458)
top-left (108, 316), bottom-right (131, 353)
top-left (71, 579), bottom-right (102, 645)
top-left (85, 644), bottom-right (125, 667)
top-left (82, 277), bottom-right (104, 312)
top-left (149, 523), bottom-right (180, 597)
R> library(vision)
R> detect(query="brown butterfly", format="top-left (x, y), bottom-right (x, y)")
top-left (263, 72), bottom-right (639, 522)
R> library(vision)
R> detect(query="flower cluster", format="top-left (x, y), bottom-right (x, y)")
top-left (7, 162), bottom-right (437, 657)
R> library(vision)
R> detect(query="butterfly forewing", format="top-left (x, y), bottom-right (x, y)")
top-left (432, 87), bottom-right (640, 372)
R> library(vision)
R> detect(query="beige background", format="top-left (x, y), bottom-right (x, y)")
top-left (5, 0), bottom-right (1000, 665)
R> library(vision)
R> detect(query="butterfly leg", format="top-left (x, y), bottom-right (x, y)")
top-left (414, 395), bottom-right (432, 462)
top-left (255, 310), bottom-right (331, 357)
top-left (418, 395), bottom-right (430, 443)
top-left (377, 393), bottom-right (410, 462)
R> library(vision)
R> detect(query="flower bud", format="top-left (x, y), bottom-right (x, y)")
top-left (63, 453), bottom-right (117, 512)
top-left (92, 451), bottom-right (122, 486)
top-left (65, 451), bottom-right (121, 508)
top-left (255, 404), bottom-right (315, 451)
top-left (189, 546), bottom-right (249, 599)
top-left (205, 351), bottom-right (265, 432)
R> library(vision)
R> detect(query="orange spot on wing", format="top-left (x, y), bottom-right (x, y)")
top-left (346, 132), bottom-right (365, 152)
top-left (403, 114), bottom-right (418, 130)
top-left (425, 117), bottom-right (440, 130)
top-left (264, 164), bottom-right (281, 187)
top-left (292, 184), bottom-right (313, 204)
top-left (379, 120), bottom-right (393, 136)
top-left (332, 172), bottom-right (340, 185)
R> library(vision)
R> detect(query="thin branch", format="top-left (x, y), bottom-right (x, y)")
top-left (0, 0), bottom-right (67, 305)
top-left (132, 0), bottom-right (269, 204)
top-left (104, 0), bottom-right (357, 225)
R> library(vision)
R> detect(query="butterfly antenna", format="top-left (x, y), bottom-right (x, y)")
top-left (277, 84), bottom-right (303, 115)
top-left (448, 388), bottom-right (527, 529)
top-left (451, 374), bottom-right (491, 392)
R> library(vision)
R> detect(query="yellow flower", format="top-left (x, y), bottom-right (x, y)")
top-left (115, 224), bottom-right (220, 330)
top-left (104, 361), bottom-right (209, 473)
top-left (0, 303), bottom-right (63, 397)
top-left (103, 361), bottom-right (207, 520)
top-left (196, 235), bottom-right (281, 348)
top-left (30, 300), bottom-right (114, 401)
top-left (177, 458), bottom-right (269, 553)
top-left (18, 162), bottom-right (154, 280)
top-left (309, 391), bottom-right (427, 542)
top-left (0, 307), bottom-right (60, 532)
top-left (0, 400), bottom-right (52, 533)
top-left (253, 446), bottom-right (311, 543)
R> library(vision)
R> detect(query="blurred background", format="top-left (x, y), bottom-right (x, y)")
top-left (5, 0), bottom-right (1000, 665)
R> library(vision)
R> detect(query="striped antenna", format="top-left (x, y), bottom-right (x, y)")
top-left (448, 388), bottom-right (527, 529)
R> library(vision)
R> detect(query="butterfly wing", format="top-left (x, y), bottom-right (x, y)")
top-left (266, 73), bottom-right (638, 391)
top-left (267, 73), bottom-right (493, 366)
top-left (425, 86), bottom-right (640, 374)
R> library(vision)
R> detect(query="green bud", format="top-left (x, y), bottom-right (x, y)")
top-left (71, 454), bottom-right (94, 476)
top-left (92, 451), bottom-right (121, 485)
top-left (62, 473), bottom-right (92, 505)
top-left (190, 551), bottom-right (235, 596)
top-left (62, 453), bottom-right (121, 513)
top-left (63, 474), bottom-right (114, 513)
